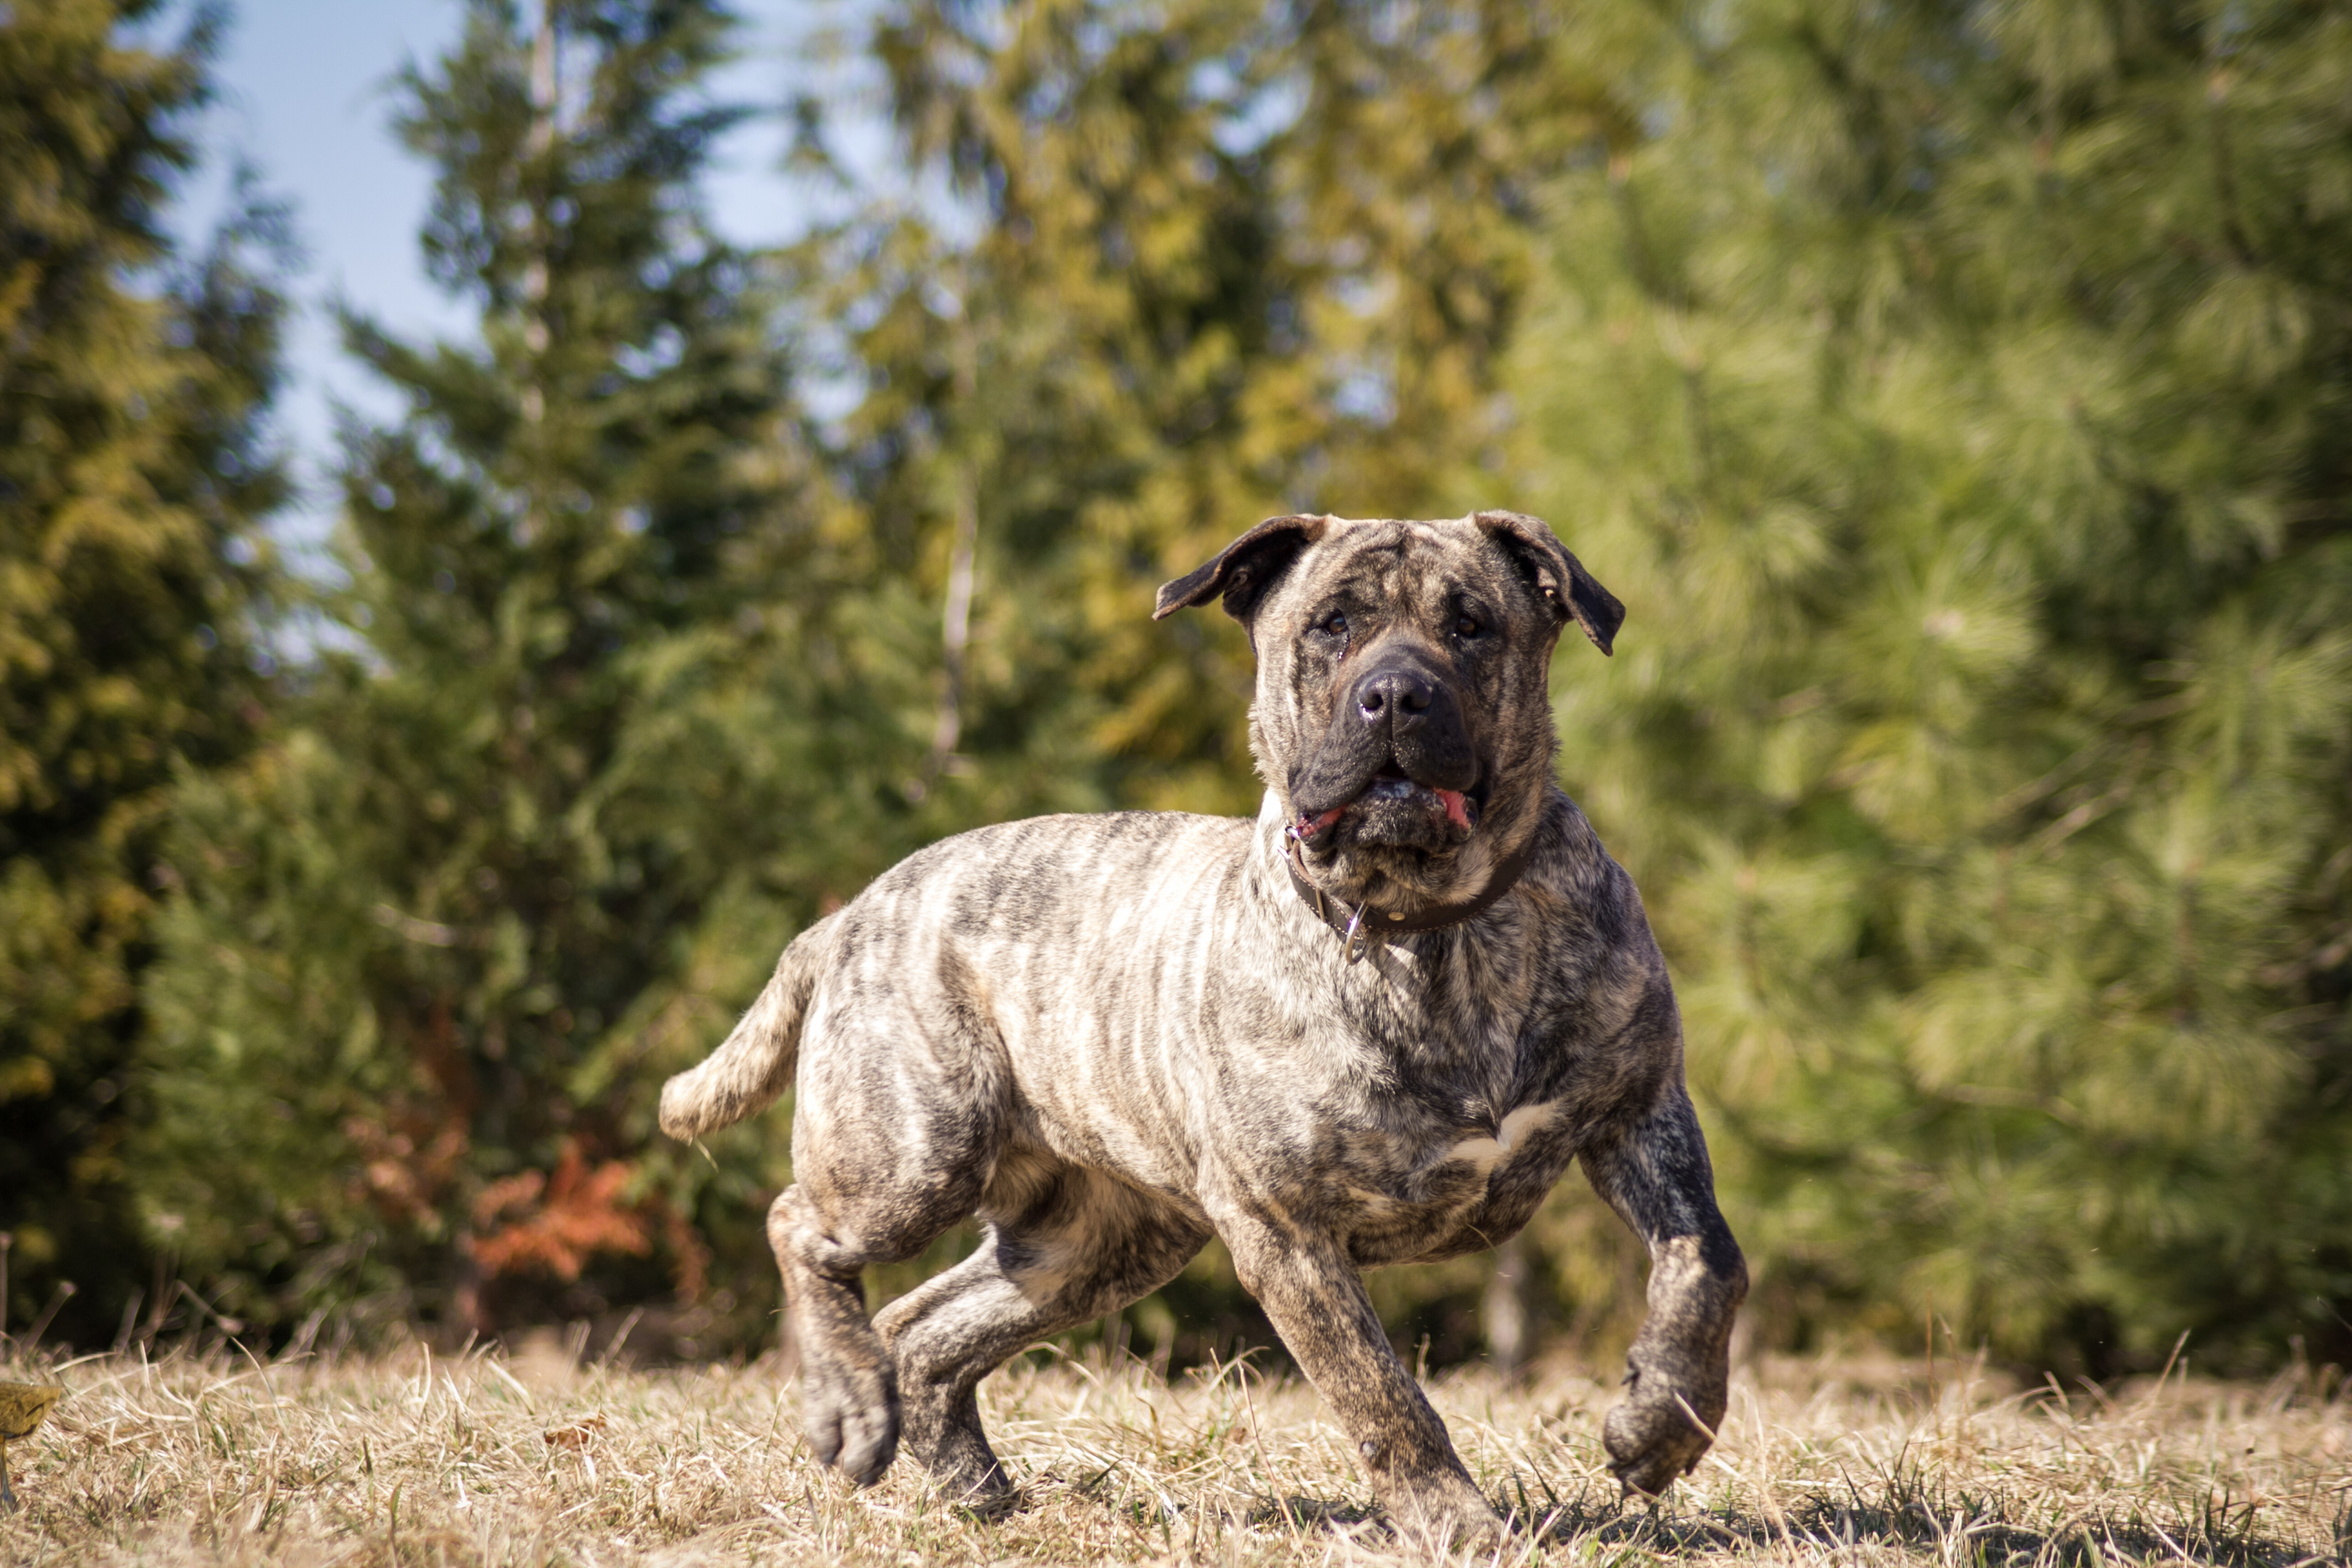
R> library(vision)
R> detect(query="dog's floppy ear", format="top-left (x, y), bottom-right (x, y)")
top-left (1474, 509), bottom-right (1625, 655)
top-left (1153, 514), bottom-right (1328, 623)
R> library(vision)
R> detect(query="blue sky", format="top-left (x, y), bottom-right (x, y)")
top-left (184, 0), bottom-right (879, 545)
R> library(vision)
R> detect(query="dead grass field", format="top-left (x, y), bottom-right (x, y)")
top-left (2, 1338), bottom-right (2346, 1566)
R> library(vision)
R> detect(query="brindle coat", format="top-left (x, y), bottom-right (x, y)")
top-left (660, 511), bottom-right (1747, 1542)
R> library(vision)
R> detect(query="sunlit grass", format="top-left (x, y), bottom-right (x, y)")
top-left (1, 1337), bottom-right (2344, 1564)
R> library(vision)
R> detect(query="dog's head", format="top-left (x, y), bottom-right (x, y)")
top-left (1157, 511), bottom-right (1622, 910)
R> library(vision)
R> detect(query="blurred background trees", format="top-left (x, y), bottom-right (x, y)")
top-left (1, 0), bottom-right (292, 1343)
top-left (139, 0), bottom-right (884, 1348)
top-left (1506, 0), bottom-right (2352, 1374)
top-left (3, 0), bottom-right (2346, 1376)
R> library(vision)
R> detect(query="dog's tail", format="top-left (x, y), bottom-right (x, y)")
top-left (658, 911), bottom-right (841, 1140)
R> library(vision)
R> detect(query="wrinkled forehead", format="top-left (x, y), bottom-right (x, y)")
top-left (1282, 515), bottom-right (1510, 606)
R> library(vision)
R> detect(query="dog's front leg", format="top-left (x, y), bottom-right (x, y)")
top-left (1216, 1213), bottom-right (1498, 1545)
top-left (1578, 1087), bottom-right (1748, 1496)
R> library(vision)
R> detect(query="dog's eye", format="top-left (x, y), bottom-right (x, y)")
top-left (1453, 613), bottom-right (1482, 639)
top-left (1320, 611), bottom-right (1349, 637)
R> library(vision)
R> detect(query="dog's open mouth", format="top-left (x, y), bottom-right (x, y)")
top-left (1291, 767), bottom-right (1478, 850)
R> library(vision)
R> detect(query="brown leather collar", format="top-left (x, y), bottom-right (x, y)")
top-left (1284, 826), bottom-right (1541, 963)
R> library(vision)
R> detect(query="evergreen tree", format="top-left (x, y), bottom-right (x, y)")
top-left (141, 0), bottom-right (852, 1342)
top-left (826, 0), bottom-right (1567, 827)
top-left (1503, 0), bottom-right (2352, 1371)
top-left (0, 0), bottom-right (290, 1343)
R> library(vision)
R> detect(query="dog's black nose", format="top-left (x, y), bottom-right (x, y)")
top-left (1357, 668), bottom-right (1435, 728)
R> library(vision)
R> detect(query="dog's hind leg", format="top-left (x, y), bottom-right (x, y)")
top-left (773, 1126), bottom-right (1012, 1487)
top-left (767, 1180), bottom-right (972, 1488)
top-left (773, 976), bottom-right (1013, 1487)
top-left (874, 1161), bottom-right (1207, 1503)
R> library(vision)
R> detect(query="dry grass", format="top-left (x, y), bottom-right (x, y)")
top-left (1, 1336), bottom-right (2346, 1566)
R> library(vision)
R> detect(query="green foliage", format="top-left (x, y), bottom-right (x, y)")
top-left (139, 0), bottom-right (885, 1343)
top-left (1504, 0), bottom-right (2352, 1371)
top-left (45, 0), bottom-right (2346, 1375)
top-left (825, 0), bottom-right (1554, 821)
top-left (0, 0), bottom-right (290, 1341)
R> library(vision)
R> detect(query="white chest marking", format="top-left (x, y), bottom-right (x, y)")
top-left (1445, 1100), bottom-right (1559, 1177)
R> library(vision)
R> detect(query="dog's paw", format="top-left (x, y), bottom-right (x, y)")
top-left (1384, 1470), bottom-right (1503, 1553)
top-left (904, 1404), bottom-right (1011, 1506)
top-left (935, 1473), bottom-right (1021, 1520)
top-left (1600, 1365), bottom-right (1717, 1498)
top-left (803, 1361), bottom-right (901, 1487)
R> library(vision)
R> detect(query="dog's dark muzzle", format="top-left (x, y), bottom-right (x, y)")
top-left (1288, 644), bottom-right (1480, 847)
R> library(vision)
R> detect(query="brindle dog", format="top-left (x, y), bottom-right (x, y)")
top-left (660, 510), bottom-right (1746, 1542)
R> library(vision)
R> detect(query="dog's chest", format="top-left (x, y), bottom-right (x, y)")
top-left (1258, 1084), bottom-right (1568, 1267)
top-left (1265, 1006), bottom-right (1582, 1262)
top-left (1212, 881), bottom-right (1647, 1260)
top-left (1348, 1086), bottom-right (1565, 1189)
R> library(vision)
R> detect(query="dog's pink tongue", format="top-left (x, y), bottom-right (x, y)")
top-left (1436, 789), bottom-right (1474, 829)
top-left (1296, 806), bottom-right (1344, 840)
